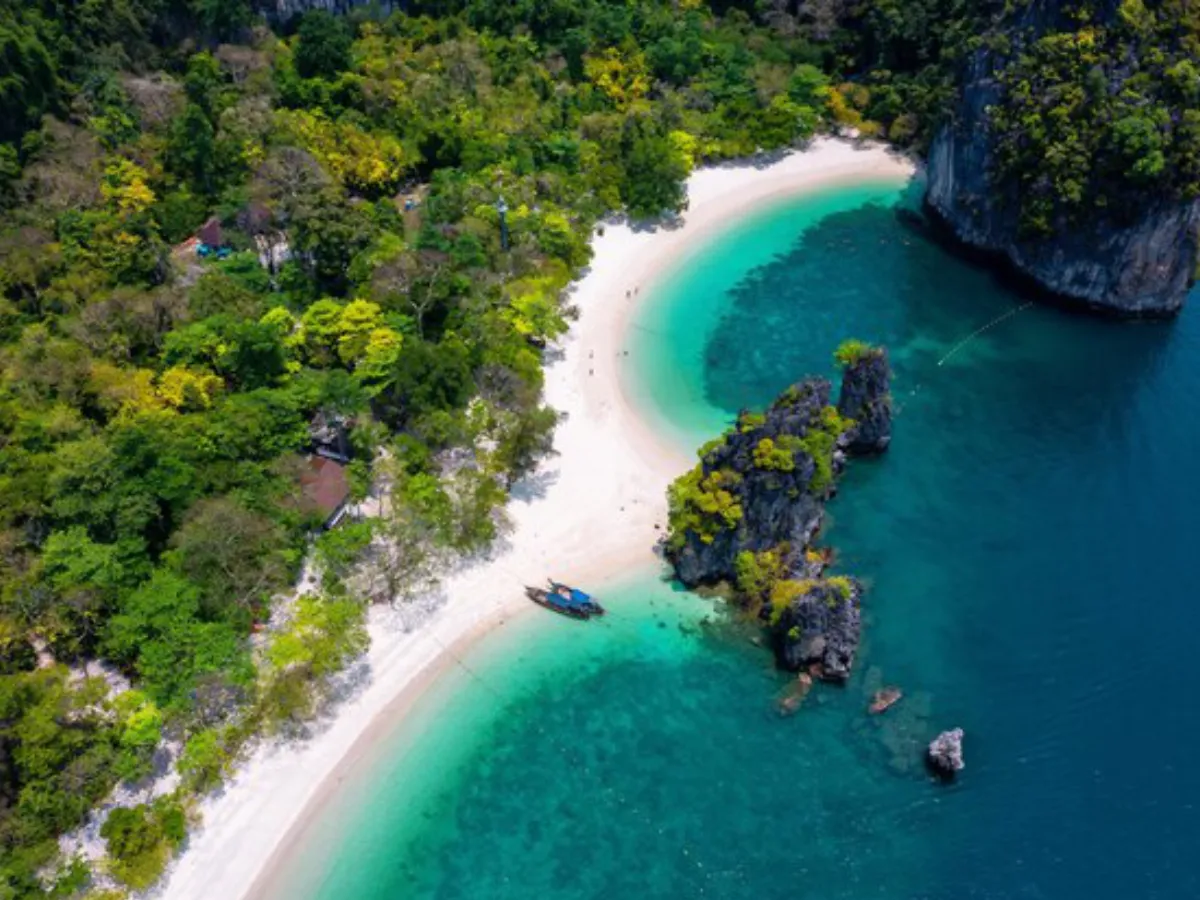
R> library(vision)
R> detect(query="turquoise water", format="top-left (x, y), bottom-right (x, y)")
top-left (277, 181), bottom-right (1200, 899)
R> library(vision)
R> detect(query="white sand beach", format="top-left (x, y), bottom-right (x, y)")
top-left (157, 137), bottom-right (914, 900)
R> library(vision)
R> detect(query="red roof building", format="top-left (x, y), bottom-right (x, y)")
top-left (300, 456), bottom-right (351, 528)
top-left (197, 216), bottom-right (224, 247)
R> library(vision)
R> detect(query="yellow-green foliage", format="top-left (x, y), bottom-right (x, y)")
top-left (824, 83), bottom-right (880, 135)
top-left (667, 465), bottom-right (743, 549)
top-left (734, 544), bottom-right (789, 605)
top-left (989, 2), bottom-right (1200, 231)
top-left (89, 363), bottom-right (162, 417)
top-left (834, 339), bottom-right (877, 368)
top-left (826, 575), bottom-right (855, 606)
top-left (753, 437), bottom-right (795, 472)
top-left (114, 691), bottom-right (163, 750)
top-left (767, 578), bottom-right (815, 625)
top-left (260, 595), bottom-right (370, 727)
top-left (504, 268), bottom-right (570, 342)
top-left (298, 298), bottom-right (403, 375)
top-left (697, 433), bottom-right (730, 460)
top-left (583, 47), bottom-right (651, 109)
top-left (275, 108), bottom-right (407, 194)
top-left (100, 797), bottom-right (186, 890)
top-left (737, 411), bottom-right (766, 433)
top-left (267, 594), bottom-right (368, 678)
top-left (157, 367), bottom-right (224, 411)
top-left (669, 130), bottom-right (699, 174)
top-left (797, 406), bottom-right (854, 494)
top-left (101, 158), bottom-right (156, 215)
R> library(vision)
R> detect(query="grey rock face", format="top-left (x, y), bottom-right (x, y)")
top-left (927, 728), bottom-right (965, 780)
top-left (924, 2), bottom-right (1200, 316)
top-left (771, 579), bottom-right (863, 682)
top-left (260, 0), bottom-right (396, 22)
top-left (837, 348), bottom-right (892, 454)
top-left (668, 378), bottom-right (835, 588)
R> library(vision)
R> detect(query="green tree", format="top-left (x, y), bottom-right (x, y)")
top-left (167, 497), bottom-right (291, 622)
top-left (294, 11), bottom-right (352, 80)
top-left (167, 104), bottom-right (218, 193)
top-left (100, 797), bottom-right (185, 889)
top-left (103, 570), bottom-right (250, 708)
top-left (177, 727), bottom-right (233, 791)
top-left (260, 594), bottom-right (367, 725)
top-left (192, 0), bottom-right (255, 41)
top-left (377, 335), bottom-right (475, 427)
top-left (0, 15), bottom-right (59, 143)
top-left (619, 117), bottom-right (689, 218)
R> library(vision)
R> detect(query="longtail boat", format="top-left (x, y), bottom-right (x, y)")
top-left (548, 580), bottom-right (605, 616)
top-left (525, 585), bottom-right (591, 619)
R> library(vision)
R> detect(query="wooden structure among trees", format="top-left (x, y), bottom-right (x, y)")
top-left (300, 456), bottom-right (351, 529)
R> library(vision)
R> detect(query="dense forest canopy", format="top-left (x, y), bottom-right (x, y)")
top-left (987, 0), bottom-right (1200, 232)
top-left (0, 0), bottom-right (1194, 896)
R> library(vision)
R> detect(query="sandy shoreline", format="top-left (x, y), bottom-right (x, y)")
top-left (156, 137), bottom-right (914, 900)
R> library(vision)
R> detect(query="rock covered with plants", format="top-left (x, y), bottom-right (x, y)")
top-left (665, 343), bottom-right (890, 680)
top-left (666, 378), bottom-right (852, 588)
top-left (768, 576), bottom-right (863, 682)
top-left (835, 340), bottom-right (892, 454)
top-left (926, 0), bottom-right (1200, 316)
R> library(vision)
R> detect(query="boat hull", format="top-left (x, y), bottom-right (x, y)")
top-left (525, 586), bottom-right (591, 619)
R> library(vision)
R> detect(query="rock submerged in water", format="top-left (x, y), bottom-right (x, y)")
top-left (927, 728), bottom-right (965, 780)
top-left (776, 673), bottom-right (814, 717)
top-left (869, 686), bottom-right (903, 715)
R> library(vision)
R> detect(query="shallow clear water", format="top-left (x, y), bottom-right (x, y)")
top-left (277, 181), bottom-right (1200, 900)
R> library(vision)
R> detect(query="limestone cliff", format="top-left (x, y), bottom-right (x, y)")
top-left (257, 0), bottom-right (395, 21)
top-left (925, 0), bottom-right (1200, 317)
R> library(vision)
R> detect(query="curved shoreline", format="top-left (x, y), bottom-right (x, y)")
top-left (158, 137), bottom-right (915, 900)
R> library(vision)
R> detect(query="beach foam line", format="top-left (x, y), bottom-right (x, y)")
top-left (157, 137), bottom-right (916, 900)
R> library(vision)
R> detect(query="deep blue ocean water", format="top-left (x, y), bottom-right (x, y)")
top-left (271, 181), bottom-right (1200, 900)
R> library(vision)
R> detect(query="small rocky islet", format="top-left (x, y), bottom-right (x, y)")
top-left (927, 728), bottom-right (967, 781)
top-left (664, 341), bottom-right (966, 778)
top-left (663, 341), bottom-right (890, 684)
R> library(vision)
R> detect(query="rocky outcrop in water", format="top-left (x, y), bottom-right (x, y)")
top-left (771, 578), bottom-right (862, 682)
top-left (665, 348), bottom-right (891, 679)
top-left (837, 345), bottom-right (892, 454)
top-left (925, 1), bottom-right (1200, 317)
top-left (666, 378), bottom-right (839, 589)
top-left (927, 728), bottom-right (965, 780)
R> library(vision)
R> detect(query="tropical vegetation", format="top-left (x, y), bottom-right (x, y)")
top-left (0, 0), bottom-right (1193, 895)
